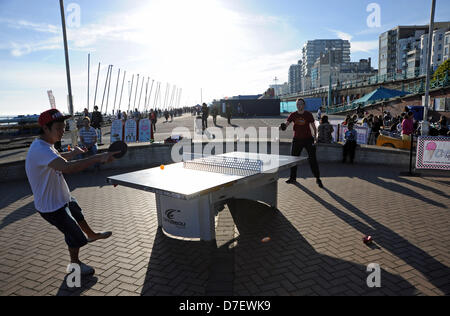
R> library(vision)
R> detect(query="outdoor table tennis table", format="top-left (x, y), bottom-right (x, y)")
top-left (107, 152), bottom-right (306, 241)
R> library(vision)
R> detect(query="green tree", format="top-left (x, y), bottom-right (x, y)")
top-left (432, 59), bottom-right (450, 82)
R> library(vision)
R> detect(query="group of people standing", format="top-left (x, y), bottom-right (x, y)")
top-left (200, 103), bottom-right (233, 130)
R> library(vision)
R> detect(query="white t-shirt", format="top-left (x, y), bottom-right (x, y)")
top-left (25, 139), bottom-right (71, 213)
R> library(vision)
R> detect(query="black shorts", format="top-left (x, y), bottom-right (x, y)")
top-left (39, 202), bottom-right (88, 249)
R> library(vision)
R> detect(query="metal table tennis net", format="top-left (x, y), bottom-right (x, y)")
top-left (183, 156), bottom-right (263, 177)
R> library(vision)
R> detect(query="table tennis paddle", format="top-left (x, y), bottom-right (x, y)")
top-left (108, 141), bottom-right (128, 159)
top-left (280, 123), bottom-right (287, 131)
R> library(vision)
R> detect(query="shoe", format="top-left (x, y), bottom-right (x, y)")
top-left (286, 178), bottom-right (297, 184)
top-left (316, 179), bottom-right (324, 188)
top-left (80, 262), bottom-right (95, 276)
top-left (87, 231), bottom-right (112, 243)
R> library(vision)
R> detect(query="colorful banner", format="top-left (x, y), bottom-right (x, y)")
top-left (124, 119), bottom-right (137, 143)
top-left (47, 90), bottom-right (56, 109)
top-left (110, 120), bottom-right (123, 143)
top-left (416, 136), bottom-right (450, 170)
top-left (330, 125), bottom-right (339, 143)
top-left (138, 119), bottom-right (152, 142)
top-left (339, 126), bottom-right (369, 145)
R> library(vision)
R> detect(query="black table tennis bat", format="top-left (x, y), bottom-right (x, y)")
top-left (280, 123), bottom-right (287, 131)
top-left (108, 141), bottom-right (128, 159)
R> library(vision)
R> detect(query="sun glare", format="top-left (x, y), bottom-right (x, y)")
top-left (123, 0), bottom-right (249, 101)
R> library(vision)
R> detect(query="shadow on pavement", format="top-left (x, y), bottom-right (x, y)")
top-left (141, 228), bottom-right (214, 296)
top-left (227, 199), bottom-right (416, 296)
top-left (369, 177), bottom-right (447, 209)
top-left (140, 198), bottom-right (415, 296)
top-left (0, 170), bottom-right (125, 231)
top-left (56, 275), bottom-right (98, 296)
top-left (0, 150), bottom-right (27, 159)
top-left (294, 183), bottom-right (450, 295)
top-left (402, 177), bottom-right (450, 197)
top-left (0, 180), bottom-right (34, 231)
top-left (296, 163), bottom-right (448, 209)
top-left (0, 201), bottom-right (35, 231)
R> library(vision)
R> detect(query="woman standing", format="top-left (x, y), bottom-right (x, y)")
top-left (318, 116), bottom-right (334, 144)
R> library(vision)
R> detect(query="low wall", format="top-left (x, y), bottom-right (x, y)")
top-left (0, 141), bottom-right (419, 183)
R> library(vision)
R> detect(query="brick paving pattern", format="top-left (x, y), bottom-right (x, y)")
top-left (0, 163), bottom-right (449, 296)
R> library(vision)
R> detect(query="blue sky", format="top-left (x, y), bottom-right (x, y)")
top-left (0, 0), bottom-right (449, 115)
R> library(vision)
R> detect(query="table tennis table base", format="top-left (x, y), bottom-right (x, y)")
top-left (155, 173), bottom-right (279, 241)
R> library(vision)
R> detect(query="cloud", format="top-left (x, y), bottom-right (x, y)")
top-left (327, 28), bottom-right (378, 53)
top-left (327, 29), bottom-right (353, 42)
top-left (351, 40), bottom-right (379, 53)
top-left (9, 38), bottom-right (62, 57)
top-left (0, 18), bottom-right (59, 34)
top-left (0, 0), bottom-right (303, 111)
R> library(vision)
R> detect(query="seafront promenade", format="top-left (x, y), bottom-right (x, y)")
top-left (1, 160), bottom-right (449, 296)
top-left (1, 114), bottom-right (449, 296)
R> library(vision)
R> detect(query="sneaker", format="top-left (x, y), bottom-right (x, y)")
top-left (316, 179), bottom-right (324, 189)
top-left (79, 262), bottom-right (95, 276)
top-left (286, 178), bottom-right (297, 184)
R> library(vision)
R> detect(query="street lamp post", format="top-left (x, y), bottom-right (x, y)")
top-left (59, 0), bottom-right (77, 146)
top-left (422, 0), bottom-right (436, 136)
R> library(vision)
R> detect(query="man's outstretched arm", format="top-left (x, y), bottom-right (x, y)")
top-left (49, 151), bottom-right (117, 175)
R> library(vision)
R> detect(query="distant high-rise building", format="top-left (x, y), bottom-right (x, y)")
top-left (379, 26), bottom-right (428, 76)
top-left (301, 39), bottom-right (351, 91)
top-left (270, 82), bottom-right (289, 96)
top-left (379, 23), bottom-right (450, 76)
top-left (444, 31), bottom-right (450, 61)
top-left (288, 60), bottom-right (302, 93)
top-left (420, 27), bottom-right (449, 74)
top-left (311, 51), bottom-right (377, 89)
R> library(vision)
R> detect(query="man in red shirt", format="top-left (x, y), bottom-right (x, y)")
top-left (280, 98), bottom-right (323, 188)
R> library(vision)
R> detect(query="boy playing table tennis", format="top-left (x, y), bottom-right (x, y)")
top-left (25, 109), bottom-right (118, 276)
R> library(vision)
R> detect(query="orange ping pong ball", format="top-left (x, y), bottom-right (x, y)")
top-left (160, 165), bottom-right (165, 170)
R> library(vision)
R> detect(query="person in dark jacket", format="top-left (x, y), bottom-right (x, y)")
top-left (91, 106), bottom-right (103, 145)
top-left (226, 103), bottom-right (232, 125)
top-left (201, 103), bottom-right (209, 131)
top-left (211, 106), bottom-right (219, 126)
top-left (317, 115), bottom-right (334, 144)
top-left (343, 122), bottom-right (357, 164)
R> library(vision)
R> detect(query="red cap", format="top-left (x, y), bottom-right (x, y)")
top-left (38, 109), bottom-right (71, 127)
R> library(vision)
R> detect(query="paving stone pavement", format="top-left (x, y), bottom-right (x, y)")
top-left (0, 163), bottom-right (449, 296)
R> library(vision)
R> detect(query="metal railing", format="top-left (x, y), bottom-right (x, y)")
top-left (281, 67), bottom-right (426, 99)
top-left (325, 70), bottom-right (449, 115)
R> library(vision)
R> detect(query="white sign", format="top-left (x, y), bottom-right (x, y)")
top-left (416, 136), bottom-right (450, 170)
top-left (47, 90), bottom-right (56, 109)
top-left (330, 125), bottom-right (339, 142)
top-left (124, 119), bottom-right (137, 143)
top-left (138, 119), bottom-right (152, 142)
top-left (434, 98), bottom-right (446, 112)
top-left (110, 120), bottom-right (123, 143)
top-left (339, 126), bottom-right (369, 145)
